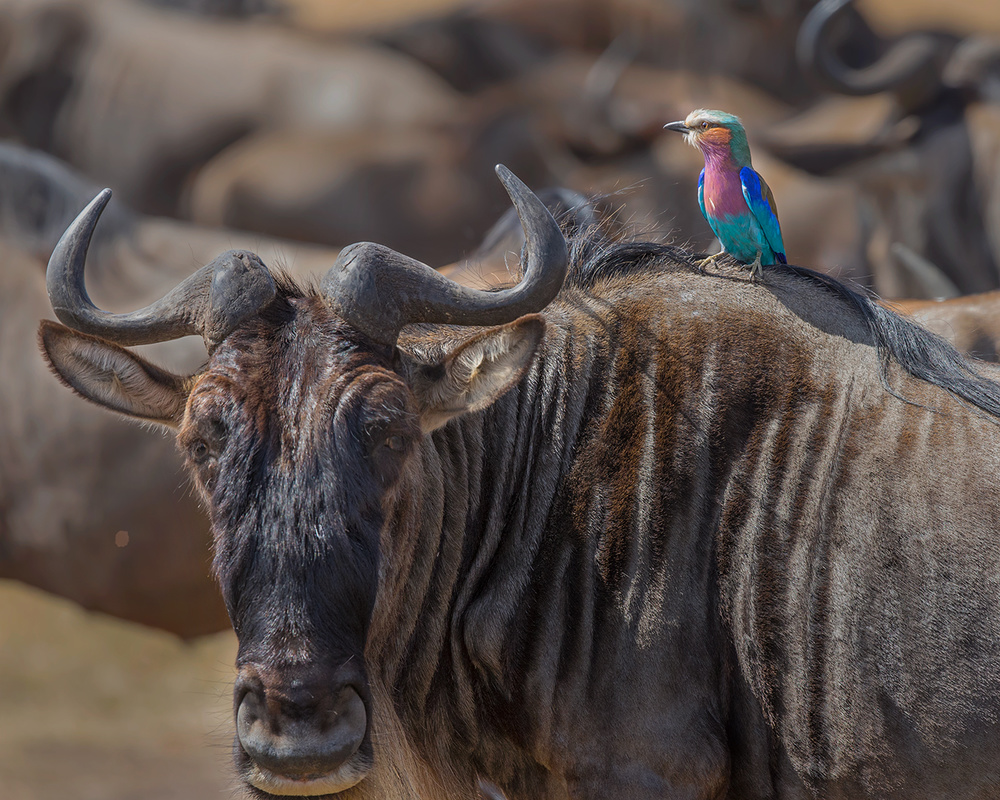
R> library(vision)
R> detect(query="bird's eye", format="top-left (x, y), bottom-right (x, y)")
top-left (701, 121), bottom-right (710, 129)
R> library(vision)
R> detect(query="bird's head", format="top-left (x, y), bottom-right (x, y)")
top-left (664, 109), bottom-right (751, 162)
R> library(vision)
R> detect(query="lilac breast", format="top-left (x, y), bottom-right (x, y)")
top-left (702, 163), bottom-right (747, 219)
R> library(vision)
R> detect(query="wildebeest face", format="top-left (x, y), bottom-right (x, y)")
top-left (178, 302), bottom-right (414, 796)
top-left (39, 295), bottom-right (544, 797)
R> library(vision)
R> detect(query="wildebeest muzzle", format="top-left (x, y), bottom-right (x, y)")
top-left (233, 661), bottom-right (373, 796)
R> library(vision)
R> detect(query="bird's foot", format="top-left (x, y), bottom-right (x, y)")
top-left (696, 252), bottom-right (724, 271)
top-left (748, 255), bottom-right (763, 282)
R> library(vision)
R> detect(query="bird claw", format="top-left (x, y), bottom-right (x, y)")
top-left (696, 252), bottom-right (724, 271)
top-left (748, 255), bottom-right (763, 282)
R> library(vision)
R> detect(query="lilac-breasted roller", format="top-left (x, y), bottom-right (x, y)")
top-left (665, 109), bottom-right (786, 279)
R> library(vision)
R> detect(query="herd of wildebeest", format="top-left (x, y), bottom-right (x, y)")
top-left (5, 0), bottom-right (1000, 797)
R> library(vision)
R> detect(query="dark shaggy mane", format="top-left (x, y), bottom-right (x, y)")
top-left (560, 226), bottom-right (1000, 420)
top-left (565, 239), bottom-right (699, 290)
top-left (780, 263), bottom-right (1000, 420)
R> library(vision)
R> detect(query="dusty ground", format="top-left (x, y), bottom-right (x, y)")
top-left (0, 580), bottom-right (238, 800)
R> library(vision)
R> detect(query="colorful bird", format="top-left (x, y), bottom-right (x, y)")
top-left (664, 109), bottom-right (786, 279)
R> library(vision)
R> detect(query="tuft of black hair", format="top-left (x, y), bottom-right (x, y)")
top-left (566, 239), bottom-right (700, 290)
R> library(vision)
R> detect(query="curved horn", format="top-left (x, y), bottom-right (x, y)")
top-left (46, 189), bottom-right (277, 348)
top-left (321, 165), bottom-right (568, 346)
top-left (797, 0), bottom-right (942, 97)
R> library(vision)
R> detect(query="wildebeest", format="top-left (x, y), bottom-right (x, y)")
top-left (39, 167), bottom-right (1000, 797)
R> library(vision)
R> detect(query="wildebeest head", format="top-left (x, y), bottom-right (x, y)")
top-left (38, 166), bottom-right (567, 797)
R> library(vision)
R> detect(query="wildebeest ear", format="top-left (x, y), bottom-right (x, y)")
top-left (404, 315), bottom-right (545, 433)
top-left (38, 320), bottom-right (191, 427)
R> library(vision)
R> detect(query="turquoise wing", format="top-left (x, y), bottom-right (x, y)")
top-left (697, 169), bottom-right (706, 222)
top-left (740, 167), bottom-right (786, 263)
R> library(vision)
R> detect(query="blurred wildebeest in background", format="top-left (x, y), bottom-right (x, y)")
top-left (374, 0), bottom-right (826, 102)
top-left (146, 0), bottom-right (281, 16)
top-left (0, 0), bottom-right (488, 261)
top-left (5, 0), bottom-right (999, 294)
top-left (39, 165), bottom-right (1000, 799)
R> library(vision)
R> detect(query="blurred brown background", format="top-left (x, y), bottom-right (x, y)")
top-left (2, 0), bottom-right (1000, 796)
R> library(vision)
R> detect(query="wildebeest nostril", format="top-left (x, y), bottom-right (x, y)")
top-left (236, 684), bottom-right (367, 780)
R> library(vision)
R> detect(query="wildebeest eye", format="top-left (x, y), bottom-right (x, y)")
top-left (366, 422), bottom-right (416, 467)
top-left (189, 439), bottom-right (211, 464)
top-left (366, 425), bottom-right (415, 487)
top-left (385, 434), bottom-right (405, 452)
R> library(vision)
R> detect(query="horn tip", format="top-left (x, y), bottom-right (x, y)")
top-left (494, 163), bottom-right (518, 187)
top-left (87, 188), bottom-right (113, 216)
top-left (494, 164), bottom-right (532, 201)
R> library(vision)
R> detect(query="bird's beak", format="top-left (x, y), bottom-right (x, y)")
top-left (663, 121), bottom-right (689, 134)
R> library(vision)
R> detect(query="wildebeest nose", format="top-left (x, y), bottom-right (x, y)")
top-left (236, 677), bottom-right (367, 780)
